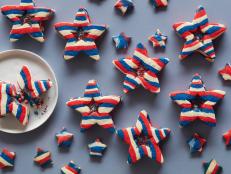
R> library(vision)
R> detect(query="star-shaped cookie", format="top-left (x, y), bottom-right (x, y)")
top-left (219, 63), bottom-right (231, 81)
top-left (173, 6), bottom-right (226, 62)
top-left (66, 80), bottom-right (121, 133)
top-left (55, 8), bottom-right (107, 61)
top-left (114, 0), bottom-right (134, 15)
top-left (148, 29), bottom-right (167, 48)
top-left (203, 159), bottom-right (222, 174)
top-left (223, 129), bottom-right (231, 146)
top-left (117, 110), bottom-right (171, 164)
top-left (1, 0), bottom-right (54, 42)
top-left (113, 43), bottom-right (169, 93)
top-left (88, 138), bottom-right (107, 157)
top-left (112, 32), bottom-right (131, 49)
top-left (170, 73), bottom-right (225, 127)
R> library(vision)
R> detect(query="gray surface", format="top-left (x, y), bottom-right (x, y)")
top-left (0, 0), bottom-right (230, 173)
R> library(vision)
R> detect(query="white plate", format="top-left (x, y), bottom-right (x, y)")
top-left (0, 49), bottom-right (58, 134)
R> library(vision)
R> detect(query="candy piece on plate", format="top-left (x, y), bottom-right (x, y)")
top-left (88, 138), bottom-right (107, 157)
top-left (187, 133), bottom-right (206, 153)
top-left (173, 6), bottom-right (226, 62)
top-left (56, 127), bottom-right (74, 148)
top-left (112, 32), bottom-right (131, 49)
top-left (114, 0), bottom-right (134, 15)
top-left (54, 8), bottom-right (107, 61)
top-left (113, 43), bottom-right (169, 93)
top-left (61, 161), bottom-right (81, 174)
top-left (34, 148), bottom-right (52, 168)
top-left (219, 63), bottom-right (231, 81)
top-left (223, 129), bottom-right (231, 146)
top-left (170, 73), bottom-right (225, 127)
top-left (148, 29), bottom-right (167, 48)
top-left (66, 80), bottom-right (121, 133)
top-left (151, 0), bottom-right (168, 8)
top-left (117, 110), bottom-right (171, 164)
top-left (1, 0), bottom-right (54, 42)
top-left (0, 148), bottom-right (16, 169)
top-left (203, 159), bottom-right (222, 174)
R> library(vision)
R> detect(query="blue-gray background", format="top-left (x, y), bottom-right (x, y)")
top-left (0, 0), bottom-right (230, 173)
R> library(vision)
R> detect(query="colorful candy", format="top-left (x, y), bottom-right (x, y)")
top-left (1, 0), bottom-right (54, 42)
top-left (219, 63), bottom-right (231, 81)
top-left (0, 148), bottom-right (16, 169)
top-left (173, 6), bottom-right (226, 62)
top-left (66, 80), bottom-right (121, 133)
top-left (117, 110), bottom-right (171, 164)
top-left (56, 128), bottom-right (74, 148)
top-left (113, 43), bottom-right (169, 93)
top-left (203, 159), bottom-right (222, 174)
top-left (54, 8), bottom-right (107, 61)
top-left (151, 0), bottom-right (168, 8)
top-left (148, 29), bottom-right (167, 48)
top-left (61, 161), bottom-right (81, 174)
top-left (223, 129), bottom-right (231, 146)
top-left (114, 0), bottom-right (134, 15)
top-left (187, 133), bottom-right (206, 153)
top-left (34, 148), bottom-right (52, 168)
top-left (88, 139), bottom-right (107, 157)
top-left (170, 73), bottom-right (225, 127)
top-left (112, 32), bottom-right (131, 49)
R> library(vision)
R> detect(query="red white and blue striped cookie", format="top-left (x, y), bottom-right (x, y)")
top-left (219, 63), bottom-right (231, 81)
top-left (117, 110), bottom-right (171, 164)
top-left (173, 6), bottom-right (226, 62)
top-left (187, 133), bottom-right (206, 153)
top-left (66, 80), bottom-right (121, 133)
top-left (88, 139), bottom-right (107, 157)
top-left (1, 0), bottom-right (54, 42)
top-left (151, 0), bottom-right (168, 8)
top-left (113, 43), bottom-right (169, 93)
top-left (148, 29), bottom-right (167, 48)
top-left (114, 0), bottom-right (134, 15)
top-left (34, 148), bottom-right (52, 168)
top-left (61, 161), bottom-right (81, 174)
top-left (112, 32), bottom-right (131, 49)
top-left (203, 159), bottom-right (222, 174)
top-left (170, 73), bottom-right (225, 127)
top-left (54, 8), bottom-right (107, 61)
top-left (56, 128), bottom-right (74, 148)
top-left (223, 129), bottom-right (231, 146)
top-left (0, 148), bottom-right (16, 169)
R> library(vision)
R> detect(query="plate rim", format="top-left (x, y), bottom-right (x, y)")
top-left (0, 49), bottom-right (59, 134)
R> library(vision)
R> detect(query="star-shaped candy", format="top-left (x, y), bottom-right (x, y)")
top-left (170, 73), bottom-right (225, 127)
top-left (66, 80), bottom-right (121, 133)
top-left (34, 148), bottom-right (52, 168)
top-left (113, 43), bottom-right (169, 93)
top-left (219, 63), bottom-right (231, 81)
top-left (54, 8), bottom-right (107, 61)
top-left (117, 110), bottom-right (171, 164)
top-left (151, 0), bottom-right (168, 8)
top-left (187, 133), bottom-right (206, 153)
top-left (56, 128), bottom-right (74, 148)
top-left (173, 6), bottom-right (226, 62)
top-left (1, 0), bottom-right (54, 42)
top-left (148, 29), bottom-right (167, 48)
top-left (114, 0), bottom-right (134, 15)
top-left (203, 159), bottom-right (222, 174)
top-left (88, 138), bottom-right (107, 157)
top-left (0, 148), bottom-right (16, 169)
top-left (112, 32), bottom-right (131, 49)
top-left (61, 161), bottom-right (81, 174)
top-left (223, 129), bottom-right (231, 146)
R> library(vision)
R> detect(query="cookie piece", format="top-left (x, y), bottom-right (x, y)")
top-left (113, 43), bottom-right (169, 93)
top-left (170, 73), bottom-right (225, 127)
top-left (0, 148), bottom-right (16, 169)
top-left (219, 63), bottom-right (231, 81)
top-left (54, 8), bottom-right (107, 61)
top-left (187, 133), bottom-right (206, 153)
top-left (88, 139), bottom-right (107, 157)
top-left (114, 0), bottom-right (134, 15)
top-left (203, 159), bottom-right (222, 174)
top-left (113, 32), bottom-right (131, 49)
top-left (117, 110), bottom-right (171, 164)
top-left (66, 80), bottom-right (121, 133)
top-left (173, 6), bottom-right (226, 62)
top-left (56, 128), bottom-right (74, 148)
top-left (1, 0), bottom-right (54, 42)
top-left (61, 161), bottom-right (81, 174)
top-left (151, 0), bottom-right (168, 8)
top-left (34, 148), bottom-right (52, 168)
top-left (223, 129), bottom-right (231, 146)
top-left (148, 29), bottom-right (167, 48)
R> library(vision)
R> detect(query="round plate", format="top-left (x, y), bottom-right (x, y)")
top-left (0, 49), bottom-right (58, 134)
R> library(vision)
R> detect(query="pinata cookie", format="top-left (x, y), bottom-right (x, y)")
top-left (1, 0), bottom-right (54, 42)
top-left (0, 148), bottom-right (16, 169)
top-left (113, 43), bottom-right (169, 93)
top-left (173, 6), bottom-right (226, 62)
top-left (170, 74), bottom-right (225, 127)
top-left (112, 32), bottom-right (131, 50)
top-left (114, 0), bottom-right (134, 15)
top-left (66, 80), bottom-right (121, 133)
top-left (88, 139), bottom-right (107, 157)
top-left (34, 148), bottom-right (52, 168)
top-left (117, 110), bottom-right (171, 164)
top-left (219, 63), bottom-right (231, 81)
top-left (54, 8), bottom-right (108, 61)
